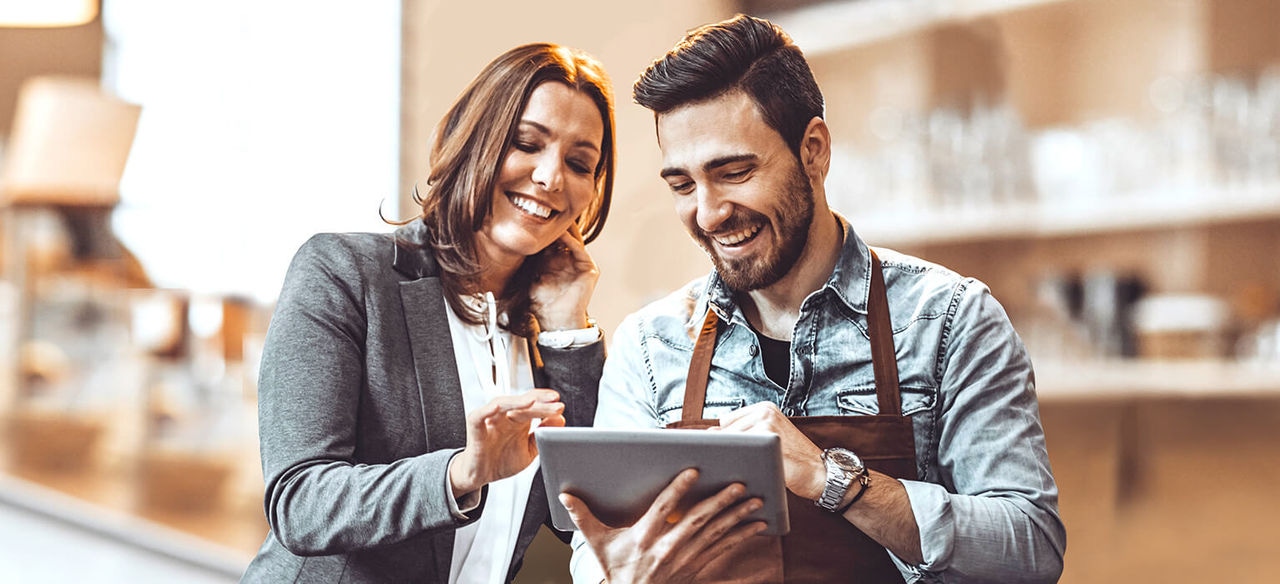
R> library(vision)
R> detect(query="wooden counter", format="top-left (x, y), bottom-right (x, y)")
top-left (1040, 371), bottom-right (1280, 583)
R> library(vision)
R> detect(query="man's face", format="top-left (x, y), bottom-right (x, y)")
top-left (656, 91), bottom-right (814, 292)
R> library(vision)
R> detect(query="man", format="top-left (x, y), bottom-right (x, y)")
top-left (563, 14), bottom-right (1065, 584)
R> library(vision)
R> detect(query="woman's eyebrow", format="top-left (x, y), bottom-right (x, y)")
top-left (519, 120), bottom-right (600, 154)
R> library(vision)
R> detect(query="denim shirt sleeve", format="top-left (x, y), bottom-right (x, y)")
top-left (568, 312), bottom-right (658, 584)
top-left (898, 280), bottom-right (1066, 583)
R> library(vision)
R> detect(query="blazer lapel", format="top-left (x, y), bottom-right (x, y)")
top-left (398, 277), bottom-right (466, 449)
top-left (394, 232), bottom-right (466, 582)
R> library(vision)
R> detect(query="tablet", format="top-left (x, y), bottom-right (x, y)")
top-left (535, 427), bottom-right (790, 536)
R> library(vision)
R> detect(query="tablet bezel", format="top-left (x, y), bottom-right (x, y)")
top-left (534, 427), bottom-right (790, 536)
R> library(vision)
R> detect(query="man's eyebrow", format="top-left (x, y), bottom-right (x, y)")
top-left (519, 120), bottom-right (600, 154)
top-left (660, 153), bottom-right (758, 180)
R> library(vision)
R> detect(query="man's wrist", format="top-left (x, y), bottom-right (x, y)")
top-left (836, 473), bottom-right (871, 514)
top-left (816, 447), bottom-right (866, 512)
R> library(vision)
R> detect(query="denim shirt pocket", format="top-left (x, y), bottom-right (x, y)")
top-left (835, 385), bottom-right (937, 416)
top-left (657, 397), bottom-right (748, 426)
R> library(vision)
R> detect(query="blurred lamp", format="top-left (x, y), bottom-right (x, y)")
top-left (1, 76), bottom-right (140, 208)
top-left (0, 0), bottom-right (97, 28)
top-left (2, 76), bottom-right (141, 262)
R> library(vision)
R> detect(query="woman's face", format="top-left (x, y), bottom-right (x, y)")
top-left (476, 81), bottom-right (604, 274)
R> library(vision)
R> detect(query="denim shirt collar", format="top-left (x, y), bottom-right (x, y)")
top-left (700, 212), bottom-right (872, 327)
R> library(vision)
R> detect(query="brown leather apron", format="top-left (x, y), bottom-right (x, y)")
top-left (667, 250), bottom-right (917, 583)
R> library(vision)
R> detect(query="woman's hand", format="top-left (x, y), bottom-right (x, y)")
top-left (562, 469), bottom-right (767, 584)
top-left (448, 389), bottom-right (566, 497)
top-left (529, 223), bottom-right (598, 331)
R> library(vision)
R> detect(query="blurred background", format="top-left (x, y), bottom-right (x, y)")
top-left (1, 0), bottom-right (1278, 582)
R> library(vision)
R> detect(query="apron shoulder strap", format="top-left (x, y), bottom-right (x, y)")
top-left (868, 249), bottom-right (902, 417)
top-left (680, 249), bottom-right (903, 421)
top-left (681, 308), bottom-right (721, 420)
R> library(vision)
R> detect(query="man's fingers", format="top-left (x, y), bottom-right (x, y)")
top-left (641, 468), bottom-right (700, 527)
top-left (671, 481), bottom-right (747, 536)
top-left (663, 486), bottom-right (762, 568)
top-left (560, 493), bottom-right (607, 538)
top-left (717, 401), bottom-right (776, 429)
top-left (689, 518), bottom-right (768, 566)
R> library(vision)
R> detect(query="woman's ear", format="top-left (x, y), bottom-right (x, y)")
top-left (799, 116), bottom-right (832, 182)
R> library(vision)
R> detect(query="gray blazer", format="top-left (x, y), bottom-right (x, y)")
top-left (241, 220), bottom-right (602, 583)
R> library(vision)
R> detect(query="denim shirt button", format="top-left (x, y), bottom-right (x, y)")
top-left (783, 407), bottom-right (796, 416)
top-left (749, 345), bottom-right (759, 357)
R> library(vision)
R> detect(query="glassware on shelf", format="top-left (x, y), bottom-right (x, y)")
top-left (833, 102), bottom-right (1035, 223)
top-left (1239, 318), bottom-right (1280, 365)
top-left (1149, 74), bottom-right (1214, 195)
top-left (1130, 294), bottom-right (1232, 360)
top-left (1021, 272), bottom-right (1093, 363)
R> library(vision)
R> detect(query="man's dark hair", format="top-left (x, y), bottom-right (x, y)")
top-left (633, 14), bottom-right (824, 155)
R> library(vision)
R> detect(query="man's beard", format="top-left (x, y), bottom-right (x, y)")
top-left (692, 164), bottom-right (815, 292)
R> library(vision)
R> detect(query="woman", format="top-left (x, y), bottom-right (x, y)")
top-left (241, 43), bottom-right (615, 583)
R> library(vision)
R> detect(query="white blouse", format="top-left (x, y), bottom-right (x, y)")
top-left (445, 292), bottom-right (539, 584)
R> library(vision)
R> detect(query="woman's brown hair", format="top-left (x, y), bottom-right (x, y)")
top-left (412, 43), bottom-right (616, 334)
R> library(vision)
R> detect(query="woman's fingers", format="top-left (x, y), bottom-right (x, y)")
top-left (527, 388), bottom-right (562, 403)
top-left (535, 413), bottom-right (566, 428)
top-left (473, 390), bottom-right (562, 421)
top-left (502, 402), bottom-right (565, 424)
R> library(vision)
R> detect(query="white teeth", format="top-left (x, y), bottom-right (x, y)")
top-left (510, 194), bottom-right (553, 219)
top-left (714, 224), bottom-right (762, 246)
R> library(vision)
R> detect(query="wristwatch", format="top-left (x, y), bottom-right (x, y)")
top-left (816, 447), bottom-right (869, 512)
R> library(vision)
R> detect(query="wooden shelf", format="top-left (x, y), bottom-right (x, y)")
top-left (850, 183), bottom-right (1280, 248)
top-left (769, 0), bottom-right (1068, 56)
top-left (1035, 359), bottom-right (1280, 402)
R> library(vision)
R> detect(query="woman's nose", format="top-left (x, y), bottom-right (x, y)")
top-left (532, 155), bottom-right (563, 193)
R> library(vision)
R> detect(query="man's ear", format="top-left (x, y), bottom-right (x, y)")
top-left (798, 116), bottom-right (832, 182)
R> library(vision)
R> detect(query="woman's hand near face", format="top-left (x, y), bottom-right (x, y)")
top-left (448, 388), bottom-right (566, 498)
top-left (529, 223), bottom-right (598, 331)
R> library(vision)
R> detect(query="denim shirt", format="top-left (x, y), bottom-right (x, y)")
top-left (570, 221), bottom-right (1066, 583)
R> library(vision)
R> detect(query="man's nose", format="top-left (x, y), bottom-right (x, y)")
top-left (695, 186), bottom-right (732, 233)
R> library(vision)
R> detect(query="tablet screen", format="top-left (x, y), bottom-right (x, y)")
top-left (535, 427), bottom-right (790, 536)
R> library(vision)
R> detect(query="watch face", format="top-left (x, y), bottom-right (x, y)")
top-left (827, 448), bottom-right (864, 473)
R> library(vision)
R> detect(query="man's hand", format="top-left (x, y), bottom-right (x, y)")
top-left (717, 402), bottom-right (826, 500)
top-left (562, 468), bottom-right (766, 584)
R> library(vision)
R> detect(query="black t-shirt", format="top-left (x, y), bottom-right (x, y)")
top-left (755, 330), bottom-right (791, 388)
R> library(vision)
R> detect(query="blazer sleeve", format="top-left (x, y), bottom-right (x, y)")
top-left (532, 338), bottom-right (604, 544)
top-left (537, 340), bottom-right (603, 429)
top-left (256, 234), bottom-right (479, 556)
